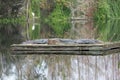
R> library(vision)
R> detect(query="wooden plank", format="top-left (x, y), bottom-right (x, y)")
top-left (11, 51), bottom-right (104, 55)
top-left (11, 42), bottom-right (120, 55)
top-left (12, 46), bottom-right (104, 51)
top-left (11, 43), bottom-right (105, 51)
top-left (103, 42), bottom-right (120, 50)
top-left (12, 51), bottom-right (80, 54)
top-left (12, 46), bottom-right (80, 51)
top-left (11, 43), bottom-right (104, 47)
top-left (11, 49), bottom-right (120, 55)
top-left (11, 42), bottom-right (120, 48)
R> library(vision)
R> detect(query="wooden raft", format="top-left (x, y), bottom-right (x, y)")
top-left (11, 42), bottom-right (120, 55)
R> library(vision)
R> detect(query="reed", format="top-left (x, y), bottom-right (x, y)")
top-left (107, 0), bottom-right (120, 19)
top-left (94, 20), bottom-right (120, 42)
top-left (94, 0), bottom-right (120, 20)
top-left (94, 0), bottom-right (110, 20)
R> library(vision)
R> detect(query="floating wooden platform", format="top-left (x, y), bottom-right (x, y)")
top-left (11, 42), bottom-right (120, 55)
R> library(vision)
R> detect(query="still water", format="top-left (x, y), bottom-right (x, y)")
top-left (0, 20), bottom-right (120, 80)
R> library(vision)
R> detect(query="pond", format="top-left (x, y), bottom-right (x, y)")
top-left (0, 19), bottom-right (120, 80)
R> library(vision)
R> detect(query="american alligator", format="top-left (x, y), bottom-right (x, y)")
top-left (22, 39), bottom-right (48, 44)
top-left (74, 39), bottom-right (103, 44)
top-left (22, 38), bottom-right (103, 44)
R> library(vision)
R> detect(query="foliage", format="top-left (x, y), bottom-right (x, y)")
top-left (29, 24), bottom-right (41, 39)
top-left (94, 0), bottom-right (120, 42)
top-left (55, 0), bottom-right (77, 8)
top-left (31, 0), bottom-right (40, 17)
top-left (107, 0), bottom-right (120, 19)
top-left (0, 16), bottom-right (25, 24)
top-left (94, 20), bottom-right (120, 42)
top-left (94, 0), bottom-right (120, 20)
top-left (45, 2), bottom-right (71, 37)
top-left (94, 0), bottom-right (110, 20)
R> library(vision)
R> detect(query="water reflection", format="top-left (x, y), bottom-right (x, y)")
top-left (28, 20), bottom-right (95, 39)
top-left (0, 20), bottom-right (120, 80)
top-left (28, 19), bottom-right (120, 42)
top-left (70, 20), bottom-right (95, 39)
top-left (0, 24), bottom-right (24, 80)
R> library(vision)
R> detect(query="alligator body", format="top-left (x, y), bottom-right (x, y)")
top-left (74, 39), bottom-right (102, 44)
top-left (22, 38), bottom-right (103, 44)
top-left (22, 39), bottom-right (48, 44)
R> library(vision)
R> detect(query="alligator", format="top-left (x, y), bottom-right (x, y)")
top-left (22, 38), bottom-right (103, 44)
top-left (22, 39), bottom-right (48, 44)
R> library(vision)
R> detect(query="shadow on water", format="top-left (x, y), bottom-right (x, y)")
top-left (0, 19), bottom-right (120, 79)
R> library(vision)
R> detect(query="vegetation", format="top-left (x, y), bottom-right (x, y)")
top-left (28, 0), bottom-right (72, 38)
top-left (46, 1), bottom-right (71, 37)
top-left (95, 20), bottom-right (120, 42)
top-left (0, 16), bottom-right (25, 24)
top-left (108, 0), bottom-right (120, 19)
top-left (94, 0), bottom-right (110, 20)
top-left (94, 0), bottom-right (120, 42)
top-left (31, 0), bottom-right (40, 17)
top-left (94, 0), bottom-right (120, 20)
top-left (29, 24), bottom-right (41, 39)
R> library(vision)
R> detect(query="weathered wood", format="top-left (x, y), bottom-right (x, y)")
top-left (11, 48), bottom-right (120, 55)
top-left (11, 42), bottom-right (120, 55)
top-left (103, 42), bottom-right (120, 49)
